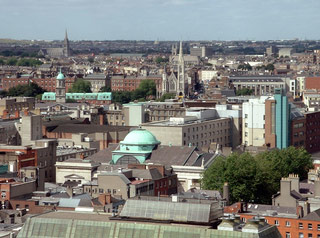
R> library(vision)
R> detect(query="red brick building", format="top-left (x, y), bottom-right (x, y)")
top-left (306, 77), bottom-right (320, 91)
top-left (290, 117), bottom-right (306, 148)
top-left (1, 77), bottom-right (75, 92)
top-left (226, 202), bottom-right (320, 238)
top-left (305, 111), bottom-right (320, 153)
top-left (111, 74), bottom-right (162, 96)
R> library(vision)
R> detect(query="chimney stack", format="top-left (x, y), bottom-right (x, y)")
top-left (223, 182), bottom-right (230, 205)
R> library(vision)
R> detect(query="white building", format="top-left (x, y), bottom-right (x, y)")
top-left (242, 96), bottom-right (272, 146)
top-left (200, 70), bottom-right (218, 84)
top-left (55, 159), bottom-right (100, 184)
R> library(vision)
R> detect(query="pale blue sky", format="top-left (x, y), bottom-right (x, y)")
top-left (1, 0), bottom-right (320, 41)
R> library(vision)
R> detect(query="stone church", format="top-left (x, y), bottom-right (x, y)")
top-left (39, 30), bottom-right (72, 58)
top-left (162, 41), bottom-right (191, 97)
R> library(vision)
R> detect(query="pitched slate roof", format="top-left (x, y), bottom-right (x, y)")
top-left (302, 208), bottom-right (320, 221)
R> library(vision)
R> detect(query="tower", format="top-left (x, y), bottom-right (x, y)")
top-left (64, 30), bottom-right (71, 57)
top-left (172, 43), bottom-right (177, 56)
top-left (56, 69), bottom-right (66, 103)
top-left (177, 41), bottom-right (186, 97)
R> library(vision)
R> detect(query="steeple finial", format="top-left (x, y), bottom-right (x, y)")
top-left (65, 29), bottom-right (68, 41)
top-left (179, 41), bottom-right (183, 62)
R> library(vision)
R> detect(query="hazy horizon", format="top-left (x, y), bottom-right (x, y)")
top-left (1, 0), bottom-right (320, 41)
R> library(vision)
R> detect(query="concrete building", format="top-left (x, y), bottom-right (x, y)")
top-left (242, 97), bottom-right (269, 147)
top-left (274, 89), bottom-right (290, 149)
top-left (190, 46), bottom-right (213, 58)
top-left (243, 90), bottom-right (291, 149)
top-left (56, 146), bottom-right (97, 162)
top-left (0, 97), bottom-right (35, 119)
top-left (200, 70), bottom-right (219, 84)
top-left (142, 110), bottom-right (231, 148)
top-left (296, 76), bottom-right (306, 97)
top-left (83, 73), bottom-right (109, 93)
top-left (15, 115), bottom-right (42, 146)
top-left (230, 76), bottom-right (288, 96)
top-left (279, 48), bottom-right (295, 58)
top-left (145, 102), bottom-right (185, 122)
top-left (123, 102), bottom-right (145, 126)
top-left (55, 159), bottom-right (100, 184)
top-left (106, 103), bottom-right (128, 126)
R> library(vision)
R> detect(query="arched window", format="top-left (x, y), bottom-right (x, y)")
top-left (116, 155), bottom-right (140, 165)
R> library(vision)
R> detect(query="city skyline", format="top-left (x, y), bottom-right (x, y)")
top-left (1, 0), bottom-right (320, 41)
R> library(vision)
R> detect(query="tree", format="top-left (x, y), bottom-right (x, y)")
top-left (68, 79), bottom-right (92, 93)
top-left (201, 147), bottom-right (313, 204)
top-left (6, 58), bottom-right (18, 66)
top-left (135, 80), bottom-right (156, 99)
top-left (0, 59), bottom-right (5, 65)
top-left (7, 83), bottom-right (46, 97)
top-left (0, 90), bottom-right (7, 98)
top-left (265, 63), bottom-right (275, 71)
top-left (237, 63), bottom-right (252, 71)
top-left (112, 91), bottom-right (132, 104)
top-left (154, 57), bottom-right (169, 64)
top-left (236, 88), bottom-right (253, 96)
top-left (17, 58), bottom-right (42, 67)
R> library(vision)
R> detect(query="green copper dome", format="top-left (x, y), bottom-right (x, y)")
top-left (57, 72), bottom-right (65, 80)
top-left (122, 129), bottom-right (160, 146)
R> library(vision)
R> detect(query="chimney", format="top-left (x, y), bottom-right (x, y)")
top-left (280, 177), bottom-right (291, 196)
top-left (79, 153), bottom-right (85, 160)
top-left (99, 114), bottom-right (104, 125)
top-left (288, 174), bottom-right (300, 192)
top-left (24, 110), bottom-right (28, 116)
top-left (98, 194), bottom-right (108, 205)
top-left (66, 187), bottom-right (73, 198)
top-left (303, 202), bottom-right (310, 216)
top-left (296, 205), bottom-right (303, 218)
top-left (314, 178), bottom-right (320, 198)
top-left (223, 182), bottom-right (230, 205)
top-left (106, 193), bottom-right (112, 204)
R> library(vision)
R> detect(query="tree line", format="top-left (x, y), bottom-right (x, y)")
top-left (0, 57), bottom-right (42, 67)
top-left (201, 147), bottom-right (313, 204)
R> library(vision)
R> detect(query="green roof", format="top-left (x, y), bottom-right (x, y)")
top-left (57, 72), bottom-right (65, 80)
top-left (122, 129), bottom-right (160, 146)
top-left (17, 215), bottom-right (282, 238)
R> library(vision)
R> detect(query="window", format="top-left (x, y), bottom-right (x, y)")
top-left (299, 233), bottom-right (304, 238)
top-left (286, 221), bottom-right (291, 227)
top-left (245, 132), bottom-right (248, 137)
top-left (99, 188), bottom-right (104, 193)
top-left (113, 189), bottom-right (116, 194)
top-left (318, 224), bottom-right (320, 230)
top-left (245, 114), bottom-right (248, 118)
top-left (308, 234), bottom-right (312, 238)
top-left (275, 220), bottom-right (279, 226)
top-left (245, 123), bottom-right (248, 128)
top-left (309, 224), bottom-right (312, 230)
top-left (25, 205), bottom-right (29, 211)
top-left (299, 223), bottom-right (303, 229)
top-left (286, 232), bottom-right (291, 238)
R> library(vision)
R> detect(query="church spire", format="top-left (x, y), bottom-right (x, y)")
top-left (65, 29), bottom-right (68, 41)
top-left (64, 29), bottom-right (71, 57)
top-left (179, 41), bottom-right (183, 62)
